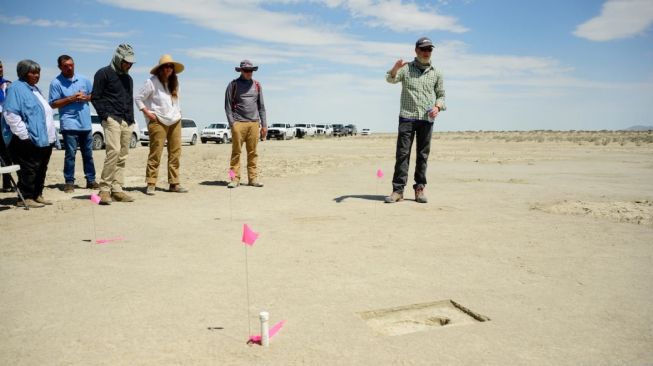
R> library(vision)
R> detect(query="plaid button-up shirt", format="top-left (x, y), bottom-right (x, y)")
top-left (386, 59), bottom-right (446, 121)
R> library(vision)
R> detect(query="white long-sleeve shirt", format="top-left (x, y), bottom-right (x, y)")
top-left (134, 76), bottom-right (181, 126)
top-left (2, 86), bottom-right (56, 143)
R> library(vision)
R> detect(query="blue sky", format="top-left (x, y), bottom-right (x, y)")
top-left (2, 0), bottom-right (652, 132)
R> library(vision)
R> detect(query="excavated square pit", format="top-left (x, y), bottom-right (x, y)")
top-left (358, 299), bottom-right (490, 336)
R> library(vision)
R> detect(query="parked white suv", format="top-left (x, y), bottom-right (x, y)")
top-left (140, 118), bottom-right (199, 146)
top-left (54, 114), bottom-right (139, 150)
top-left (201, 123), bottom-right (231, 144)
top-left (267, 123), bottom-right (295, 140)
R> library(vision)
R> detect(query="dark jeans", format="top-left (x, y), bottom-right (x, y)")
top-left (9, 136), bottom-right (53, 199)
top-left (62, 130), bottom-right (96, 184)
top-left (391, 119), bottom-right (433, 193)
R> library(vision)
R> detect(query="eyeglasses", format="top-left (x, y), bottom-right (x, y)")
top-left (418, 47), bottom-right (433, 52)
top-left (242, 69), bottom-right (254, 73)
top-left (162, 63), bottom-right (174, 69)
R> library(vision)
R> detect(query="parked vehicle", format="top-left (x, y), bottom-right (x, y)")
top-left (332, 123), bottom-right (346, 137)
top-left (267, 123), bottom-right (296, 140)
top-left (361, 128), bottom-right (371, 136)
top-left (345, 124), bottom-right (358, 136)
top-left (55, 113), bottom-right (139, 150)
top-left (140, 118), bottom-right (198, 146)
top-left (201, 123), bottom-right (231, 144)
top-left (295, 123), bottom-right (316, 138)
top-left (316, 124), bottom-right (333, 136)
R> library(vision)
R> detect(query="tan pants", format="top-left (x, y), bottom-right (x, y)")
top-left (230, 121), bottom-right (259, 182)
top-left (146, 119), bottom-right (181, 185)
top-left (100, 116), bottom-right (133, 192)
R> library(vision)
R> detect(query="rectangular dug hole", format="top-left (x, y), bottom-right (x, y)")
top-left (358, 299), bottom-right (490, 336)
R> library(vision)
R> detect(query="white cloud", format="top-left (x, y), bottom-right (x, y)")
top-left (336, 0), bottom-right (469, 33)
top-left (574, 0), bottom-right (653, 41)
top-left (0, 15), bottom-right (107, 29)
top-left (99, 0), bottom-right (351, 46)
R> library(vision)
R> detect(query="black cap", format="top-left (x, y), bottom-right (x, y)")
top-left (415, 37), bottom-right (434, 48)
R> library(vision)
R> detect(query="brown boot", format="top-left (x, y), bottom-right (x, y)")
top-left (111, 191), bottom-right (134, 202)
top-left (17, 198), bottom-right (45, 208)
top-left (98, 191), bottom-right (112, 205)
top-left (384, 191), bottom-right (403, 203)
top-left (35, 196), bottom-right (53, 205)
top-left (415, 186), bottom-right (428, 203)
top-left (63, 182), bottom-right (75, 193)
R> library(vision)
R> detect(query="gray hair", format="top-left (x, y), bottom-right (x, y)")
top-left (16, 59), bottom-right (41, 80)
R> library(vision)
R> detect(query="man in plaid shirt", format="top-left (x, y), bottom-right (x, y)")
top-left (385, 36), bottom-right (446, 204)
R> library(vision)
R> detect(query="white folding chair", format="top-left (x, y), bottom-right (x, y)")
top-left (0, 156), bottom-right (28, 210)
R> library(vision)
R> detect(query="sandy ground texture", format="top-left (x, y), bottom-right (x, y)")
top-left (1, 132), bottom-right (652, 365)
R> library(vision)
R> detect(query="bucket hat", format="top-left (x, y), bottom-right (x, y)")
top-left (235, 59), bottom-right (258, 72)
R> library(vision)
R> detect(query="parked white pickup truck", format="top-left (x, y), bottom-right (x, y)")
top-left (267, 123), bottom-right (296, 140)
top-left (295, 123), bottom-right (317, 138)
top-left (316, 124), bottom-right (333, 136)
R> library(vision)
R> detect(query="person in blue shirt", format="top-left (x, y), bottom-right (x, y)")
top-left (2, 59), bottom-right (57, 208)
top-left (0, 59), bottom-right (15, 192)
top-left (49, 55), bottom-right (98, 193)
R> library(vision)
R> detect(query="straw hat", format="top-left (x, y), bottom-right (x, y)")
top-left (150, 54), bottom-right (184, 74)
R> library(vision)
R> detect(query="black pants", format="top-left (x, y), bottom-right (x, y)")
top-left (0, 134), bottom-right (13, 189)
top-left (9, 136), bottom-right (53, 199)
top-left (391, 120), bottom-right (433, 193)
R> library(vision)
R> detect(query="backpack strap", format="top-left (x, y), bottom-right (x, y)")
top-left (231, 79), bottom-right (261, 111)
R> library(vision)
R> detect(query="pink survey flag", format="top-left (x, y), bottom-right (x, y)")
top-left (242, 224), bottom-right (259, 246)
top-left (90, 193), bottom-right (101, 205)
top-left (376, 169), bottom-right (384, 178)
top-left (96, 236), bottom-right (125, 244)
top-left (248, 320), bottom-right (286, 344)
top-left (228, 169), bottom-right (236, 179)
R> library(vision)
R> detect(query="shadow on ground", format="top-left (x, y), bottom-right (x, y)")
top-left (333, 194), bottom-right (386, 203)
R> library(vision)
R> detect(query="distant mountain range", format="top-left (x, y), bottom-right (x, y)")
top-left (623, 125), bottom-right (653, 131)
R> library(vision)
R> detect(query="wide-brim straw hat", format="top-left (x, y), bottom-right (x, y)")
top-left (150, 54), bottom-right (184, 74)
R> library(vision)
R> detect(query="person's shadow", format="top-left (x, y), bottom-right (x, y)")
top-left (333, 194), bottom-right (385, 203)
top-left (200, 180), bottom-right (228, 187)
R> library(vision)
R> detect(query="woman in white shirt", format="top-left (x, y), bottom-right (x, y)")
top-left (135, 55), bottom-right (187, 195)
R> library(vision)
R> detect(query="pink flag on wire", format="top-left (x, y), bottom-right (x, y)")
top-left (376, 169), bottom-right (384, 178)
top-left (248, 320), bottom-right (286, 344)
top-left (228, 169), bottom-right (236, 179)
top-left (242, 224), bottom-right (259, 246)
top-left (90, 193), bottom-right (101, 205)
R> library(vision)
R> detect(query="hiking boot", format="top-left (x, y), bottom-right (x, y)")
top-left (384, 191), bottom-right (403, 203)
top-left (64, 182), bottom-right (75, 193)
top-left (227, 180), bottom-right (240, 189)
top-left (415, 186), bottom-right (428, 203)
top-left (35, 196), bottom-right (53, 205)
top-left (248, 181), bottom-right (264, 187)
top-left (146, 184), bottom-right (156, 195)
top-left (111, 191), bottom-right (134, 202)
top-left (169, 184), bottom-right (188, 193)
top-left (17, 198), bottom-right (45, 208)
top-left (99, 191), bottom-right (112, 205)
top-left (86, 181), bottom-right (100, 189)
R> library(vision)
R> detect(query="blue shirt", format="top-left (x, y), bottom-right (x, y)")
top-left (49, 74), bottom-right (93, 131)
top-left (3, 80), bottom-right (50, 147)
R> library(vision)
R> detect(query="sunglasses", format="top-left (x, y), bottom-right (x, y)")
top-left (162, 63), bottom-right (175, 69)
top-left (418, 47), bottom-right (433, 52)
top-left (242, 69), bottom-right (254, 73)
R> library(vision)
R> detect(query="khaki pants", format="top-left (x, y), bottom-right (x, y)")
top-left (146, 119), bottom-right (181, 185)
top-left (100, 116), bottom-right (133, 192)
top-left (230, 121), bottom-right (259, 182)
